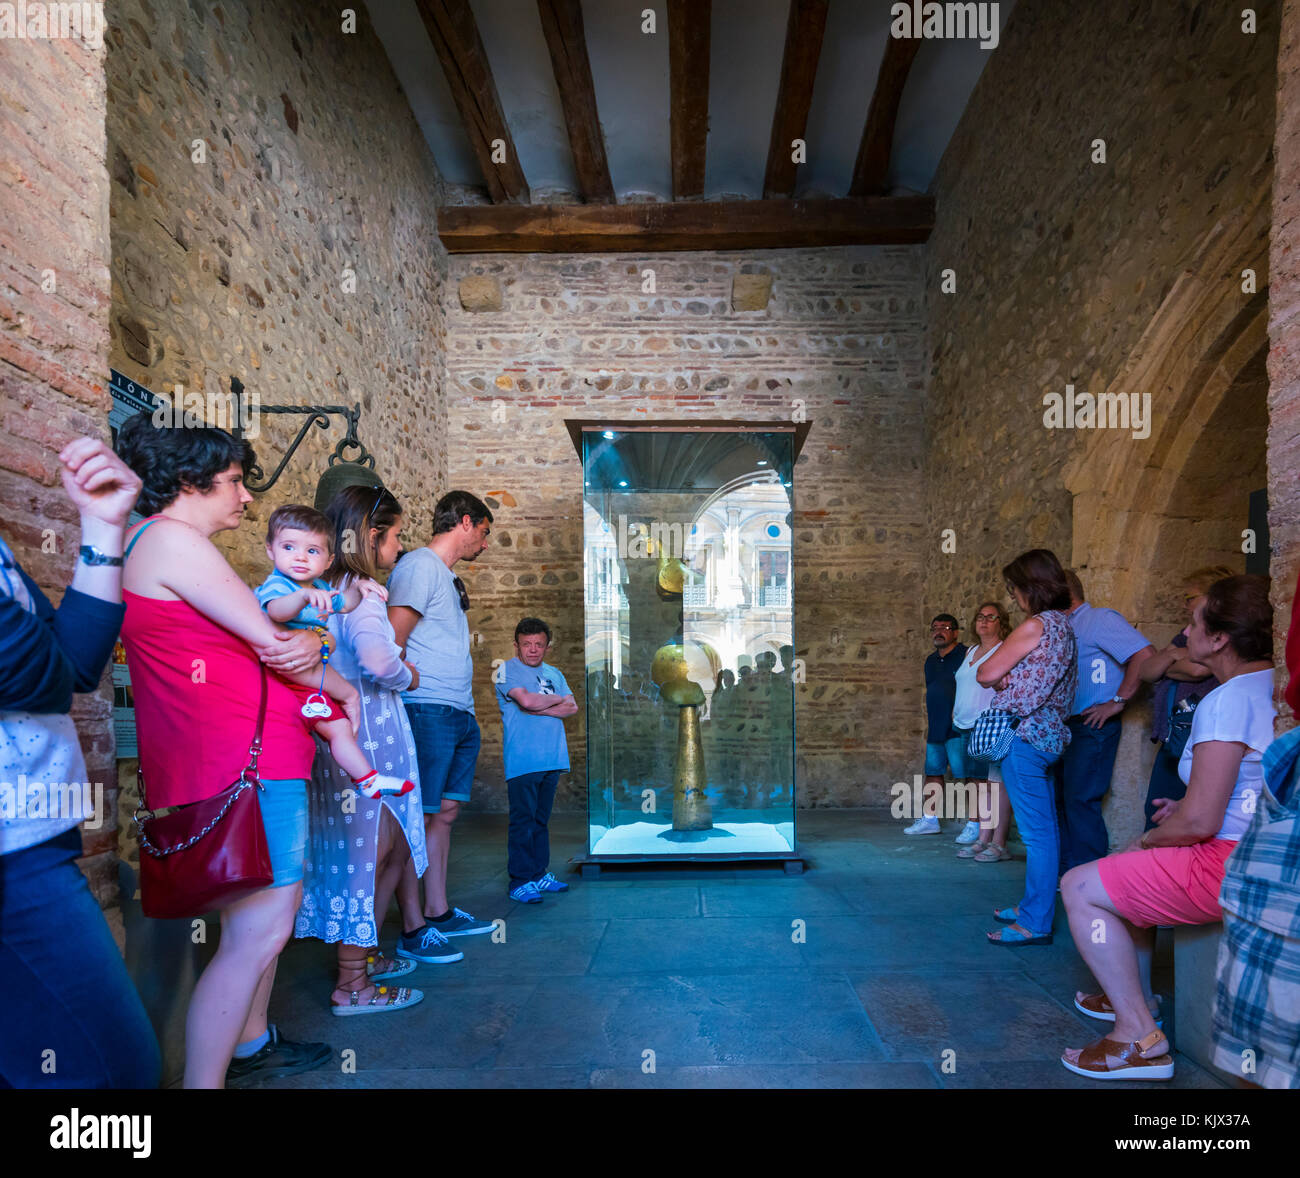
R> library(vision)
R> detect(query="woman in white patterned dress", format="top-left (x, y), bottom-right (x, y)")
top-left (295, 484), bottom-right (429, 1014)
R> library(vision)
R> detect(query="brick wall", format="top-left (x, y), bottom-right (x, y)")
top-left (0, 35), bottom-right (115, 902)
top-left (443, 247), bottom-right (928, 810)
top-left (924, 0), bottom-right (1280, 841)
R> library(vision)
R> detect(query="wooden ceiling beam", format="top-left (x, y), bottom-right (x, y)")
top-left (667, 0), bottom-right (711, 200)
top-left (437, 195), bottom-right (934, 253)
top-left (414, 0), bottom-right (530, 204)
top-left (849, 34), bottom-right (922, 196)
top-left (536, 0), bottom-right (615, 203)
top-left (763, 0), bottom-right (830, 199)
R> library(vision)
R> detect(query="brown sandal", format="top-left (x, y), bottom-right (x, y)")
top-left (1074, 991), bottom-right (1163, 1026)
top-left (1060, 1028), bottom-right (1173, 1080)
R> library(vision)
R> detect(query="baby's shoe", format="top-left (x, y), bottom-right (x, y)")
top-left (356, 772), bottom-right (415, 799)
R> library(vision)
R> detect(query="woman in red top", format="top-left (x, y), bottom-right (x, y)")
top-left (117, 413), bottom-right (360, 1089)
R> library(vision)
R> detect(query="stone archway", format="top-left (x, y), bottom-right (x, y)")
top-left (1060, 181), bottom-right (1272, 844)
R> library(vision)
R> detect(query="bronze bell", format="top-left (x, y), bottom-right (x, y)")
top-left (314, 461), bottom-right (382, 512)
top-left (655, 552), bottom-right (687, 599)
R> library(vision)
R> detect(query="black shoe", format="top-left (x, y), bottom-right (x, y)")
top-left (224, 1025), bottom-right (332, 1089)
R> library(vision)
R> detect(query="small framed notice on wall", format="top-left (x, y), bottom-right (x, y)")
top-left (109, 369), bottom-right (161, 528)
top-left (108, 370), bottom-right (158, 755)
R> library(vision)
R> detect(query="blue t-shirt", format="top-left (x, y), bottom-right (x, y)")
top-left (496, 657), bottom-right (572, 779)
top-left (255, 569), bottom-right (345, 629)
top-left (924, 643), bottom-right (966, 742)
top-left (1068, 601), bottom-right (1151, 714)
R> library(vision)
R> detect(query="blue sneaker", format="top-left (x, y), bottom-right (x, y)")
top-left (534, 872), bottom-right (569, 893)
top-left (395, 925), bottom-right (464, 964)
top-left (509, 881), bottom-right (543, 903)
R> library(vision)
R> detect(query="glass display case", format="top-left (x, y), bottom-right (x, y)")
top-left (568, 420), bottom-right (807, 867)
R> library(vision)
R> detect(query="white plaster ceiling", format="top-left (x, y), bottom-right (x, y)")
top-left (365, 0), bottom-right (1016, 203)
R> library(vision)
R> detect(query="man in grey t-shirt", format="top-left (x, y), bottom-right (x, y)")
top-left (388, 491), bottom-right (494, 955)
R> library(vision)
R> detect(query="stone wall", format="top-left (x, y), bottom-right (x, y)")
top-left (1268, 0), bottom-right (1300, 723)
top-left (107, 0), bottom-right (450, 571)
top-left (101, 2), bottom-right (449, 873)
top-left (105, 0), bottom-right (450, 862)
top-left (0, 34), bottom-right (115, 903)
top-left (925, 0), bottom-right (1280, 843)
top-left (443, 247), bottom-right (928, 811)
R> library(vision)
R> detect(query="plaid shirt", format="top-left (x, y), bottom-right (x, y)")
top-left (1219, 724), bottom-right (1300, 936)
top-left (1212, 725), bottom-right (1300, 1087)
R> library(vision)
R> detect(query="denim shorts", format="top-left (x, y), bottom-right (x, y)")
top-left (925, 735), bottom-right (970, 778)
top-left (951, 726), bottom-right (994, 781)
top-left (405, 703), bottom-right (480, 811)
top-left (254, 778), bottom-right (308, 887)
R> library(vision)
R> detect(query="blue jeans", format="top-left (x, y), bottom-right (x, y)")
top-left (405, 703), bottom-right (480, 811)
top-left (1055, 714), bottom-right (1122, 871)
top-left (0, 828), bottom-right (161, 1088)
top-left (999, 736), bottom-right (1062, 936)
top-left (507, 770), bottom-right (560, 888)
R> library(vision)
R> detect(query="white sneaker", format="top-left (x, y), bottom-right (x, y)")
top-left (903, 816), bottom-right (940, 835)
top-left (954, 820), bottom-right (982, 844)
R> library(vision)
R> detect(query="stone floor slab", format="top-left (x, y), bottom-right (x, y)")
top-left (252, 811), bottom-right (1226, 1089)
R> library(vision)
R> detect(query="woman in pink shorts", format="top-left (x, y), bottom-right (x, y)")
top-left (1057, 575), bottom-right (1275, 1081)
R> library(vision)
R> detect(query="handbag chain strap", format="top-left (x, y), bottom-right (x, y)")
top-left (134, 662), bottom-right (271, 836)
top-left (138, 779), bottom-right (253, 858)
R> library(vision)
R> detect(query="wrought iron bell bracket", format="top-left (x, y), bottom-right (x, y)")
top-left (229, 375), bottom-right (376, 494)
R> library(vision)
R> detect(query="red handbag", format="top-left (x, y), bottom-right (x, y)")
top-left (134, 666), bottom-right (274, 918)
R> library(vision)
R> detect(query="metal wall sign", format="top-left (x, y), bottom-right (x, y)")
top-left (109, 368), bottom-right (162, 445)
top-left (108, 369), bottom-right (160, 760)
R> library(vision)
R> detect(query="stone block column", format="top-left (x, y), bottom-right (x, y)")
top-left (1269, 0), bottom-right (1300, 699)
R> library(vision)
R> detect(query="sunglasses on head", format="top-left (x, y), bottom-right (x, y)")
top-left (367, 484), bottom-right (386, 521)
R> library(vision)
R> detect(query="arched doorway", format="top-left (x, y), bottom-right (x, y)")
top-left (1061, 184), bottom-right (1271, 845)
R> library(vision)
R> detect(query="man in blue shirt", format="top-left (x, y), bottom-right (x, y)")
top-left (906, 614), bottom-right (967, 835)
top-left (497, 617), bottom-right (578, 903)
top-left (1055, 570), bottom-right (1156, 870)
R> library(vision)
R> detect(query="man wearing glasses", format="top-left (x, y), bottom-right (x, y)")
top-left (906, 614), bottom-right (967, 835)
top-left (388, 490), bottom-right (495, 957)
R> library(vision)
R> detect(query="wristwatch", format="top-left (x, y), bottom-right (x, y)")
top-left (1111, 694), bottom-right (1128, 707)
top-left (78, 545), bottom-right (124, 567)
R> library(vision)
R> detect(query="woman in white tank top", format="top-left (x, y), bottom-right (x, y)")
top-left (953, 602), bottom-right (1013, 860)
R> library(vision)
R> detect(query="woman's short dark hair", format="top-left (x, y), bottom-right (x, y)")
top-left (1203, 574), bottom-right (1273, 662)
top-left (514, 616), bottom-right (551, 644)
top-left (432, 490), bottom-right (493, 537)
top-left (115, 411), bottom-right (254, 516)
top-left (1002, 549), bottom-right (1071, 615)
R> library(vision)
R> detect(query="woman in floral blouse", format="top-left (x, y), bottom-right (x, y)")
top-left (975, 549), bottom-right (1078, 946)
